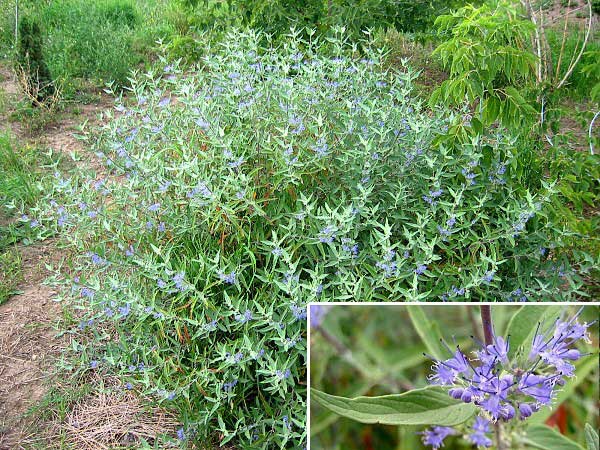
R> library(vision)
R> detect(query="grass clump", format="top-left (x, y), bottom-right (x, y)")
top-left (0, 134), bottom-right (31, 304)
top-left (38, 0), bottom-right (145, 91)
top-left (0, 133), bottom-right (61, 304)
top-left (0, 133), bottom-right (41, 209)
top-left (0, 247), bottom-right (22, 305)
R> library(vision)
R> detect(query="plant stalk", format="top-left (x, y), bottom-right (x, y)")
top-left (480, 305), bottom-right (494, 346)
top-left (15, 0), bottom-right (18, 49)
top-left (316, 327), bottom-right (414, 392)
top-left (480, 306), bottom-right (506, 450)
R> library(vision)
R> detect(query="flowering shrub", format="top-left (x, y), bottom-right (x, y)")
top-left (25, 29), bottom-right (595, 448)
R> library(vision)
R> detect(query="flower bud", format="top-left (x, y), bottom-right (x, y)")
top-left (461, 390), bottom-right (473, 403)
top-left (518, 403), bottom-right (533, 419)
top-left (449, 388), bottom-right (464, 400)
top-left (501, 404), bottom-right (515, 421)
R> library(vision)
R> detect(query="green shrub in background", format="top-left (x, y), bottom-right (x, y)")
top-left (15, 16), bottom-right (55, 103)
top-left (99, 0), bottom-right (140, 28)
top-left (39, 0), bottom-right (144, 91)
top-left (1, 0), bottom-right (178, 96)
top-left (181, 0), bottom-right (472, 45)
top-left (326, 0), bottom-right (471, 36)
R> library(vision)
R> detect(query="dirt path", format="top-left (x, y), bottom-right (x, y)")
top-left (0, 64), bottom-right (109, 449)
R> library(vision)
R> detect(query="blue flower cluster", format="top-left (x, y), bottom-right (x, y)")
top-left (421, 310), bottom-right (593, 448)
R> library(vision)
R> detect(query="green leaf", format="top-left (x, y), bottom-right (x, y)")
top-left (523, 425), bottom-right (585, 450)
top-left (408, 306), bottom-right (445, 360)
top-left (310, 386), bottom-right (477, 426)
top-left (310, 379), bottom-right (373, 436)
top-left (585, 424), bottom-right (599, 450)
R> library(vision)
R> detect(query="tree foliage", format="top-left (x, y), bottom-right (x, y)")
top-left (430, 1), bottom-right (538, 133)
top-left (15, 16), bottom-right (55, 104)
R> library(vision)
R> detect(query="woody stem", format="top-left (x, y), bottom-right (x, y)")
top-left (480, 305), bottom-right (506, 450)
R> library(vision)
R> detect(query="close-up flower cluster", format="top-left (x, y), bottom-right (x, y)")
top-left (423, 309), bottom-right (594, 448)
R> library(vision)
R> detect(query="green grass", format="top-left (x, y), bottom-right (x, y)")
top-left (0, 246), bottom-right (22, 305)
top-left (0, 133), bottom-right (60, 304)
top-left (546, 26), bottom-right (600, 102)
top-left (0, 134), bottom-right (31, 304)
top-left (0, 133), bottom-right (42, 207)
top-left (1, 0), bottom-right (180, 97)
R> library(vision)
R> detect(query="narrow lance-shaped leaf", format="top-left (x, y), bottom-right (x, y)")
top-left (310, 386), bottom-right (477, 426)
top-left (408, 306), bottom-right (445, 360)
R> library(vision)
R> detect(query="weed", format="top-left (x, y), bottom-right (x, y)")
top-left (0, 133), bottom-right (40, 208)
top-left (0, 247), bottom-right (22, 305)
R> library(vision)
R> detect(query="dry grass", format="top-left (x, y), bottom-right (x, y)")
top-left (59, 387), bottom-right (180, 449)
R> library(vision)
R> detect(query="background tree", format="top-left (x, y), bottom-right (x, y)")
top-left (15, 16), bottom-right (55, 105)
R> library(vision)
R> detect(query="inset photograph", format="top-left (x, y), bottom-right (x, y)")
top-left (309, 304), bottom-right (599, 449)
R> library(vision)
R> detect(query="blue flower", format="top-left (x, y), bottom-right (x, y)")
top-left (425, 309), bottom-right (591, 433)
top-left (310, 305), bottom-right (328, 328)
top-left (236, 309), bottom-right (253, 323)
top-left (482, 270), bottom-right (495, 283)
top-left (283, 415), bottom-right (291, 430)
top-left (223, 379), bottom-right (238, 392)
top-left (467, 417), bottom-right (492, 447)
top-left (195, 118), bottom-right (210, 130)
top-left (172, 272), bottom-right (188, 292)
top-left (420, 426), bottom-right (455, 449)
top-left (318, 225), bottom-right (336, 243)
top-left (88, 252), bottom-right (108, 266)
top-left (311, 139), bottom-right (329, 158)
top-left (518, 402), bottom-right (538, 419)
top-left (219, 271), bottom-right (237, 285)
top-left (276, 368), bottom-right (291, 379)
top-left (290, 304), bottom-right (307, 321)
top-left (415, 264), bottom-right (427, 275)
top-left (422, 189), bottom-right (443, 205)
top-left (118, 304), bottom-right (131, 318)
top-left (81, 287), bottom-right (95, 299)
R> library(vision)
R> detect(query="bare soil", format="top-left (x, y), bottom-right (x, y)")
top-left (0, 63), bottom-right (108, 449)
top-left (0, 63), bottom-right (178, 450)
